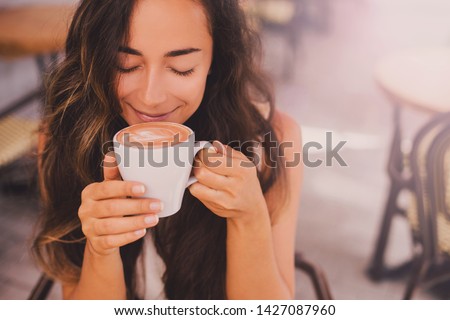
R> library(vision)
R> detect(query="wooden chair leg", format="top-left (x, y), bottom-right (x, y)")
top-left (295, 252), bottom-right (333, 300)
top-left (28, 273), bottom-right (54, 300)
top-left (403, 254), bottom-right (427, 300)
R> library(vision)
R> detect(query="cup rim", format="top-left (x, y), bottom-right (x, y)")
top-left (113, 121), bottom-right (193, 149)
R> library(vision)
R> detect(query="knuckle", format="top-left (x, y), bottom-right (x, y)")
top-left (82, 200), bottom-right (97, 219)
top-left (78, 205), bottom-right (86, 219)
top-left (81, 223), bottom-right (91, 237)
top-left (223, 197), bottom-right (236, 210)
top-left (196, 168), bottom-right (206, 180)
top-left (81, 184), bottom-right (92, 201)
top-left (188, 185), bottom-right (197, 196)
top-left (79, 201), bottom-right (94, 219)
top-left (102, 236), bottom-right (115, 249)
top-left (229, 201), bottom-right (238, 211)
top-left (223, 202), bottom-right (233, 211)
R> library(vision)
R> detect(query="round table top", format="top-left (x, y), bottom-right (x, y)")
top-left (374, 48), bottom-right (450, 114)
top-left (0, 5), bottom-right (75, 59)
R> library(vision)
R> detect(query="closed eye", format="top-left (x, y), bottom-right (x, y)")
top-left (117, 66), bottom-right (140, 74)
top-left (171, 68), bottom-right (195, 77)
top-left (117, 66), bottom-right (195, 76)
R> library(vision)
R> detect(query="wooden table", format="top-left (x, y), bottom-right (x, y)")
top-left (0, 5), bottom-right (74, 169)
top-left (0, 5), bottom-right (73, 59)
top-left (375, 48), bottom-right (450, 113)
top-left (369, 48), bottom-right (450, 283)
top-left (0, 5), bottom-right (74, 118)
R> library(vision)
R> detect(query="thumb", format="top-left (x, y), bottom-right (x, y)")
top-left (103, 151), bottom-right (122, 181)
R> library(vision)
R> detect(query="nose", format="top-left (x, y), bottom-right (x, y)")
top-left (138, 69), bottom-right (167, 107)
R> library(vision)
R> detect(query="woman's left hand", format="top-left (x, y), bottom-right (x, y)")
top-left (188, 141), bottom-right (268, 221)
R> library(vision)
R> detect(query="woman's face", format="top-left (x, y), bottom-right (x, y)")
top-left (117, 0), bottom-right (213, 125)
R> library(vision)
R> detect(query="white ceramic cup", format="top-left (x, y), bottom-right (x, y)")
top-left (113, 122), bottom-right (212, 218)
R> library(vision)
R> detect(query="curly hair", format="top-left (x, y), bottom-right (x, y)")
top-left (33, 0), bottom-right (285, 299)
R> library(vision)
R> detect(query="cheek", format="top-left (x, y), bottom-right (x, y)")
top-left (172, 73), bottom-right (208, 106)
top-left (116, 75), bottom-right (135, 99)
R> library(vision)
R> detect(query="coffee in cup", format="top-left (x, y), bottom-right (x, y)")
top-left (113, 122), bottom-right (212, 218)
top-left (116, 122), bottom-right (191, 148)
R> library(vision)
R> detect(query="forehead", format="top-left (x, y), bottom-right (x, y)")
top-left (128, 0), bottom-right (211, 51)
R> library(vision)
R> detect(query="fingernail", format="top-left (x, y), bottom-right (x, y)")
top-left (105, 153), bottom-right (114, 160)
top-left (132, 185), bottom-right (145, 194)
top-left (208, 146), bottom-right (217, 153)
top-left (213, 140), bottom-right (223, 153)
top-left (144, 215), bottom-right (158, 225)
top-left (135, 229), bottom-right (146, 236)
top-left (149, 202), bottom-right (163, 211)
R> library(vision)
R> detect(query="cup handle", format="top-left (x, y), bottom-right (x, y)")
top-left (186, 141), bottom-right (214, 188)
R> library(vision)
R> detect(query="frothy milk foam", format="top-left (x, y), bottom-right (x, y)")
top-left (117, 122), bottom-right (191, 148)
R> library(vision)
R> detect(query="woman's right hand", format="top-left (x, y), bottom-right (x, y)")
top-left (78, 152), bottom-right (162, 257)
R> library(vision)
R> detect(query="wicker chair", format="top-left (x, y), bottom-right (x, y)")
top-left (295, 252), bottom-right (333, 299)
top-left (403, 112), bottom-right (450, 299)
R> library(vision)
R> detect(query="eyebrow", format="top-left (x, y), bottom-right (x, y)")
top-left (118, 46), bottom-right (201, 57)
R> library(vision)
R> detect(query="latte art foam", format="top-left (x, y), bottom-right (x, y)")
top-left (127, 128), bottom-right (177, 143)
top-left (117, 122), bottom-right (191, 148)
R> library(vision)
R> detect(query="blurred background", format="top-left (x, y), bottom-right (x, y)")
top-left (1, 0), bottom-right (450, 299)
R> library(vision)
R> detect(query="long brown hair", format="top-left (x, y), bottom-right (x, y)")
top-left (33, 0), bottom-right (285, 299)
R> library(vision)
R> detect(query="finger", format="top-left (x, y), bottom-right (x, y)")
top-left (94, 197), bottom-right (163, 218)
top-left (195, 146), bottom-right (220, 168)
top-left (193, 165), bottom-right (229, 191)
top-left (103, 152), bottom-right (122, 181)
top-left (93, 229), bottom-right (148, 251)
top-left (214, 141), bottom-right (253, 162)
top-left (195, 151), bottom-right (244, 177)
top-left (83, 180), bottom-right (147, 201)
top-left (94, 214), bottom-right (159, 236)
top-left (189, 181), bottom-right (226, 202)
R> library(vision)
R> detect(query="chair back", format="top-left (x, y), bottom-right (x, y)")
top-left (425, 122), bottom-right (450, 262)
top-left (409, 112), bottom-right (450, 263)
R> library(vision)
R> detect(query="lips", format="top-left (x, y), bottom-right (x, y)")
top-left (132, 106), bottom-right (178, 122)
top-left (136, 109), bottom-right (169, 117)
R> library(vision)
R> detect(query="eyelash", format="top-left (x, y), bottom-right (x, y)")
top-left (117, 66), bottom-right (139, 74)
top-left (171, 68), bottom-right (195, 77)
top-left (117, 66), bottom-right (195, 77)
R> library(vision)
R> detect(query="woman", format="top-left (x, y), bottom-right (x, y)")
top-left (33, 0), bottom-right (302, 299)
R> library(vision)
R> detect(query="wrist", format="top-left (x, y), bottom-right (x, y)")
top-left (86, 240), bottom-right (121, 261)
top-left (84, 241), bottom-right (124, 277)
top-left (227, 206), bottom-right (270, 231)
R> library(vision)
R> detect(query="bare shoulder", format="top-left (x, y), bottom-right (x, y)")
top-left (271, 110), bottom-right (302, 153)
top-left (263, 109), bottom-right (303, 222)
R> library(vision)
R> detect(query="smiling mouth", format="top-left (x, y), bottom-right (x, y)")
top-left (131, 105), bottom-right (180, 121)
top-left (137, 110), bottom-right (170, 117)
